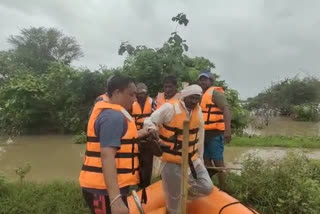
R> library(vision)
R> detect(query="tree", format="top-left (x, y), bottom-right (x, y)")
top-left (246, 76), bottom-right (320, 120)
top-left (119, 13), bottom-right (214, 95)
top-left (118, 13), bottom-right (249, 131)
top-left (8, 27), bottom-right (83, 72)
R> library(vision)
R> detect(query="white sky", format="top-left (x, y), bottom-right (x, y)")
top-left (1, 0), bottom-right (319, 98)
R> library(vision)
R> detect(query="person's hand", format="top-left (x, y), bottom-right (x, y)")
top-left (110, 198), bottom-right (129, 214)
top-left (224, 131), bottom-right (232, 144)
top-left (147, 128), bottom-right (159, 140)
top-left (137, 127), bottom-right (149, 139)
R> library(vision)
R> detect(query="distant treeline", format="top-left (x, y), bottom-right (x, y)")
top-left (0, 14), bottom-right (248, 135)
top-left (246, 76), bottom-right (320, 121)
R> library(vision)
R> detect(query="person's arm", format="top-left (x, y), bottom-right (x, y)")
top-left (222, 106), bottom-right (232, 143)
top-left (101, 148), bottom-right (128, 213)
top-left (143, 103), bottom-right (174, 130)
top-left (95, 110), bottom-right (129, 213)
top-left (212, 91), bottom-right (232, 143)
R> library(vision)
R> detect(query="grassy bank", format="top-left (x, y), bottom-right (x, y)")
top-left (1, 153), bottom-right (319, 214)
top-left (0, 177), bottom-right (89, 214)
top-left (230, 136), bottom-right (320, 148)
top-left (226, 153), bottom-right (320, 214)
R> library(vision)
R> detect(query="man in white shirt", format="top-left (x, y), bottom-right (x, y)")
top-left (144, 84), bottom-right (213, 214)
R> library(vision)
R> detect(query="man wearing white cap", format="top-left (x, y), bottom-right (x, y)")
top-left (144, 84), bottom-right (213, 214)
top-left (198, 70), bottom-right (232, 192)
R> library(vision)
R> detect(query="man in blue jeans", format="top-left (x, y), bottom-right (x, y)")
top-left (198, 71), bottom-right (232, 192)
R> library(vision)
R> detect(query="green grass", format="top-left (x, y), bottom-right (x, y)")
top-left (229, 136), bottom-right (320, 148)
top-left (0, 176), bottom-right (89, 214)
top-left (1, 153), bottom-right (320, 214)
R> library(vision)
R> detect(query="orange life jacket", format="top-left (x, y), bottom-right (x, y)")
top-left (155, 92), bottom-right (181, 109)
top-left (79, 101), bottom-right (140, 190)
top-left (159, 100), bottom-right (200, 162)
top-left (131, 97), bottom-right (153, 130)
top-left (200, 86), bottom-right (225, 131)
top-left (98, 93), bottom-right (109, 102)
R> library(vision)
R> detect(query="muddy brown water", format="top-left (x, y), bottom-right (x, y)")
top-left (1, 134), bottom-right (320, 182)
top-left (244, 116), bottom-right (320, 136)
top-left (1, 117), bottom-right (319, 181)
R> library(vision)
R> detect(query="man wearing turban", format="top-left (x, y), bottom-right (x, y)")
top-left (144, 84), bottom-right (213, 214)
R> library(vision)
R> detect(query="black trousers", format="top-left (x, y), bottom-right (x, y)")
top-left (82, 190), bottom-right (128, 214)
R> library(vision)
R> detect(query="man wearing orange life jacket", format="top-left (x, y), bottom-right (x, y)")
top-left (93, 75), bottom-right (115, 104)
top-left (96, 93), bottom-right (109, 102)
top-left (155, 75), bottom-right (181, 110)
top-left (198, 71), bottom-right (232, 192)
top-left (131, 83), bottom-right (155, 130)
top-left (79, 75), bottom-right (152, 214)
top-left (144, 85), bottom-right (213, 214)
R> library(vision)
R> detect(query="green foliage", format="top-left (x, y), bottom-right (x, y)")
top-left (0, 171), bottom-right (7, 197)
top-left (0, 14), bottom-right (248, 135)
top-left (0, 62), bottom-right (113, 135)
top-left (0, 51), bottom-right (26, 85)
top-left (226, 89), bottom-right (250, 134)
top-left (0, 179), bottom-right (89, 214)
top-left (15, 163), bottom-right (31, 182)
top-left (171, 13), bottom-right (189, 26)
top-left (8, 27), bottom-right (83, 72)
top-left (228, 153), bottom-right (320, 214)
top-left (73, 132), bottom-right (87, 144)
top-left (119, 13), bottom-right (205, 96)
top-left (292, 104), bottom-right (320, 121)
top-left (0, 71), bottom-right (47, 135)
top-left (246, 76), bottom-right (320, 120)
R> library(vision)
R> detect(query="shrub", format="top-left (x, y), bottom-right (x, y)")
top-left (0, 180), bottom-right (89, 214)
top-left (292, 104), bottom-right (320, 121)
top-left (228, 153), bottom-right (320, 214)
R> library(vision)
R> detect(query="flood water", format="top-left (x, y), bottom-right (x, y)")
top-left (0, 135), bottom-right (83, 181)
top-left (244, 116), bottom-right (320, 136)
top-left (1, 134), bottom-right (320, 182)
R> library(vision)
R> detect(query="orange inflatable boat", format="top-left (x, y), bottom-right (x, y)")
top-left (128, 181), bottom-right (258, 214)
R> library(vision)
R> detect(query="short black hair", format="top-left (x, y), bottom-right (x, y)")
top-left (107, 75), bottom-right (135, 97)
top-left (163, 75), bottom-right (177, 86)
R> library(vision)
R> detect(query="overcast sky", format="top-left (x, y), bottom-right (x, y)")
top-left (1, 0), bottom-right (320, 98)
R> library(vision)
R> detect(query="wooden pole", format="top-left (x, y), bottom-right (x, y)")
top-left (206, 166), bottom-right (242, 171)
top-left (180, 120), bottom-right (190, 214)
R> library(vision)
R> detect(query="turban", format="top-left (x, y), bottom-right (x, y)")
top-left (180, 84), bottom-right (203, 99)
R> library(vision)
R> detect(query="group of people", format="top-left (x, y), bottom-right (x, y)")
top-left (79, 71), bottom-right (232, 214)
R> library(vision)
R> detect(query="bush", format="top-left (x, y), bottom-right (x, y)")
top-left (72, 132), bottom-right (87, 144)
top-left (0, 179), bottom-right (89, 214)
top-left (226, 89), bottom-right (250, 134)
top-left (246, 76), bottom-right (320, 117)
top-left (228, 153), bottom-right (320, 214)
top-left (292, 104), bottom-right (320, 121)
